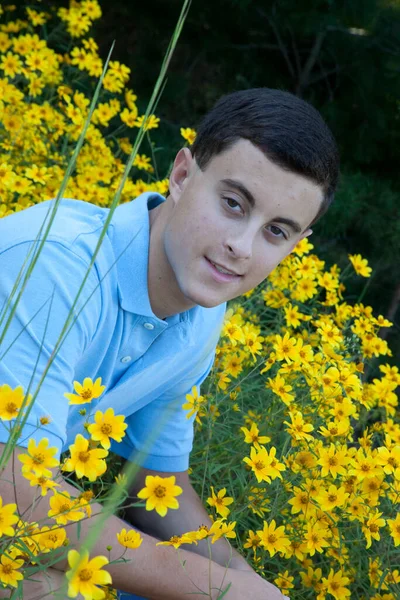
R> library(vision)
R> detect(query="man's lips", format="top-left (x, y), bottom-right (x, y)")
top-left (205, 257), bottom-right (243, 276)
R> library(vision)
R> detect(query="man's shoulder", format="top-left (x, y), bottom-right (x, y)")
top-left (0, 198), bottom-right (108, 253)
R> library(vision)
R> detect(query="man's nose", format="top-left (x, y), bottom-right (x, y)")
top-left (224, 230), bottom-right (254, 260)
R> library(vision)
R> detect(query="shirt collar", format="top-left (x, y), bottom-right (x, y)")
top-left (109, 191), bottom-right (166, 319)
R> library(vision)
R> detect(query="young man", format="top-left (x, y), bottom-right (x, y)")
top-left (0, 88), bottom-right (339, 599)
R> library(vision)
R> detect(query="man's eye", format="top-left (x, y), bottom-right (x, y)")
top-left (268, 225), bottom-right (287, 239)
top-left (224, 197), bottom-right (242, 211)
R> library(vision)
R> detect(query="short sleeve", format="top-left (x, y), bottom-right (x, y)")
top-left (110, 354), bottom-right (215, 472)
top-left (0, 241), bottom-right (101, 457)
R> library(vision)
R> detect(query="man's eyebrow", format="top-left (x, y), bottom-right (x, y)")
top-left (221, 178), bottom-right (256, 207)
top-left (220, 178), bottom-right (303, 233)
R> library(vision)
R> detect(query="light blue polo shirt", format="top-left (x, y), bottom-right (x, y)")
top-left (0, 192), bottom-right (225, 472)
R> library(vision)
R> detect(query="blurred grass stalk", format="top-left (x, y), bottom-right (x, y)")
top-left (0, 0), bottom-right (191, 592)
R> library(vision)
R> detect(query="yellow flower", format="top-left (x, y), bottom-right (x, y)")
top-left (87, 408), bottom-right (127, 449)
top-left (242, 326), bottom-right (264, 359)
top-left (317, 444), bottom-right (350, 479)
top-left (134, 114), bottom-right (160, 131)
top-left (48, 491), bottom-right (85, 525)
top-left (66, 549), bottom-right (111, 600)
top-left (376, 444), bottom-right (400, 479)
top-left (256, 519), bottom-right (291, 557)
top-left (38, 525), bottom-right (67, 552)
top-left (388, 513), bottom-right (400, 547)
top-left (137, 475), bottom-right (183, 517)
top-left (267, 373), bottom-right (294, 405)
top-left (0, 51), bottom-right (23, 77)
top-left (62, 434), bottom-right (108, 481)
top-left (180, 127), bottom-right (196, 145)
top-left (318, 420), bottom-right (349, 439)
top-left (287, 486), bottom-right (313, 515)
top-left (23, 471), bottom-right (60, 496)
top-left (182, 386), bottom-right (206, 419)
top-left (116, 528), bottom-right (143, 549)
top-left (348, 254), bottom-right (372, 277)
top-left (64, 376), bottom-right (106, 405)
top-left (317, 321), bottom-right (343, 347)
top-left (317, 484), bottom-right (349, 511)
top-left (125, 88), bottom-right (137, 110)
top-left (273, 332), bottom-right (298, 362)
top-left (207, 486), bottom-right (234, 518)
top-left (0, 496), bottom-right (19, 537)
top-left (221, 319), bottom-right (245, 346)
top-left (274, 570), bottom-right (295, 592)
top-left (18, 438), bottom-right (59, 477)
top-left (304, 522), bottom-right (330, 556)
top-left (156, 533), bottom-right (195, 548)
top-left (243, 445), bottom-right (285, 483)
top-left (362, 510), bottom-right (386, 548)
top-left (284, 411), bottom-right (314, 441)
top-left (0, 383), bottom-right (32, 420)
top-left (349, 448), bottom-right (380, 481)
top-left (0, 553), bottom-right (24, 588)
top-left (240, 422), bottom-right (271, 446)
top-left (322, 569), bottom-right (351, 600)
top-left (283, 303), bottom-right (303, 328)
top-left (244, 530), bottom-right (262, 554)
top-left (209, 519), bottom-right (236, 544)
top-left (292, 451), bottom-right (318, 472)
top-left (293, 237), bottom-right (314, 256)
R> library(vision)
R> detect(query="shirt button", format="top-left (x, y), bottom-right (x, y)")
top-left (143, 322), bottom-right (155, 330)
top-left (121, 356), bottom-right (132, 363)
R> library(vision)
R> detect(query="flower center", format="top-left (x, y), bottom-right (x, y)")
top-left (5, 401), bottom-right (18, 414)
top-left (32, 453), bottom-right (45, 465)
top-left (2, 564), bottom-right (13, 575)
top-left (78, 451), bottom-right (91, 463)
top-left (255, 460), bottom-right (265, 470)
top-left (267, 534), bottom-right (277, 544)
top-left (101, 423), bottom-right (112, 435)
top-left (79, 568), bottom-right (93, 582)
top-left (80, 389), bottom-right (93, 400)
top-left (154, 485), bottom-right (166, 498)
top-left (330, 582), bottom-right (340, 591)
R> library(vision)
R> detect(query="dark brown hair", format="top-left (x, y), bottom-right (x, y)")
top-left (191, 88), bottom-right (340, 225)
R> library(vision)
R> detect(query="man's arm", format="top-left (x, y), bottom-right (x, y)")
top-left (125, 466), bottom-right (254, 572)
top-left (0, 442), bottom-right (286, 600)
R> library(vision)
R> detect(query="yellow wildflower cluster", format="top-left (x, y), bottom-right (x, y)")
top-left (0, 372), bottom-right (178, 595)
top-left (185, 239), bottom-right (399, 599)
top-left (0, 0), bottom-right (187, 220)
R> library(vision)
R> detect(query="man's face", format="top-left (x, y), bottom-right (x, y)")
top-left (163, 139), bottom-right (323, 309)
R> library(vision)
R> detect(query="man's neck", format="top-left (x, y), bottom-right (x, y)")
top-left (148, 200), bottom-right (196, 320)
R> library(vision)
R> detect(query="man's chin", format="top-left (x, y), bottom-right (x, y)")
top-left (181, 288), bottom-right (229, 310)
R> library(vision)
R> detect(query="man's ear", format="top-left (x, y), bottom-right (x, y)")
top-left (168, 147), bottom-right (194, 205)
